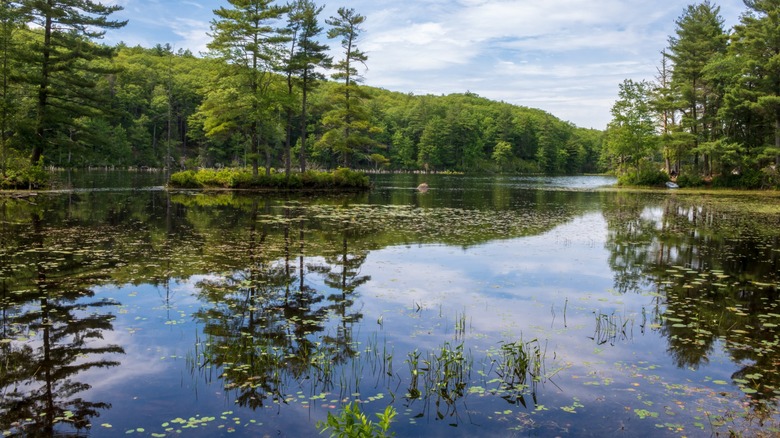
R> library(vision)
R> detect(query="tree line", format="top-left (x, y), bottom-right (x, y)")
top-left (0, 0), bottom-right (602, 188)
top-left (604, 0), bottom-right (780, 188)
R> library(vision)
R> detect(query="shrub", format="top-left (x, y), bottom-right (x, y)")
top-left (712, 169), bottom-right (763, 189)
top-left (675, 172), bottom-right (704, 188)
top-left (761, 166), bottom-right (780, 189)
top-left (332, 167), bottom-right (370, 188)
top-left (168, 168), bottom-right (370, 191)
top-left (617, 168), bottom-right (669, 187)
top-left (1, 157), bottom-right (51, 189)
top-left (168, 170), bottom-right (200, 188)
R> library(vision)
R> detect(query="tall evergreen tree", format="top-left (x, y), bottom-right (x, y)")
top-left (725, 0), bottom-right (780, 166)
top-left (22, 0), bottom-right (126, 165)
top-left (666, 1), bottom-right (727, 175)
top-left (651, 51), bottom-right (687, 175)
top-left (0, 0), bottom-right (23, 175)
top-left (283, 0), bottom-right (330, 175)
top-left (319, 7), bottom-right (378, 167)
top-left (207, 0), bottom-right (288, 176)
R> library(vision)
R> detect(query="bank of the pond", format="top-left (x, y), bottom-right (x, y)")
top-left (166, 168), bottom-right (371, 191)
top-left (600, 184), bottom-right (780, 197)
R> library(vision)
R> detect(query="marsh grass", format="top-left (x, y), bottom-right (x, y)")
top-left (590, 310), bottom-right (634, 346)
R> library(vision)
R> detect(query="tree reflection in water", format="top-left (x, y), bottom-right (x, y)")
top-left (0, 211), bottom-right (124, 436)
top-left (603, 194), bottom-right (780, 422)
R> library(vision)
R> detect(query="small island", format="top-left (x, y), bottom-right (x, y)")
top-left (167, 167), bottom-right (370, 191)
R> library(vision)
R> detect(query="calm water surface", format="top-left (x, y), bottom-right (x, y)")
top-left (1, 172), bottom-right (779, 437)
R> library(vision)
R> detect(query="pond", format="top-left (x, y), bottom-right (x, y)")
top-left (1, 171), bottom-right (779, 437)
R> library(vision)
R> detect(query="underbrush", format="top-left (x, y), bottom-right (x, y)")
top-left (617, 168), bottom-right (669, 187)
top-left (0, 157), bottom-right (50, 190)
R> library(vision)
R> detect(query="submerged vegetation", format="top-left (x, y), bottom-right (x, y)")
top-left (316, 403), bottom-right (397, 438)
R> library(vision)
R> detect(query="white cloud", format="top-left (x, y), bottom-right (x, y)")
top-left (169, 18), bottom-right (212, 54)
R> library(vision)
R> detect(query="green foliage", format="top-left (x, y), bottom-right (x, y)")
top-left (712, 169), bottom-right (765, 189)
top-left (617, 165), bottom-right (669, 187)
top-left (607, 2), bottom-right (780, 188)
top-left (316, 402), bottom-right (396, 438)
top-left (319, 8), bottom-right (379, 168)
top-left (23, 0), bottom-right (127, 164)
top-left (675, 171), bottom-right (705, 188)
top-left (603, 79), bottom-right (657, 174)
top-left (0, 156), bottom-right (50, 189)
top-left (0, 1), bottom-right (603, 177)
top-left (167, 167), bottom-right (369, 190)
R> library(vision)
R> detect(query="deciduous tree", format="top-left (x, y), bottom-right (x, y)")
top-left (603, 79), bottom-right (658, 174)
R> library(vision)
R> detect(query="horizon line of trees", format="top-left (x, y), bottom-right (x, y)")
top-left (0, 0), bottom-right (603, 188)
top-left (604, 0), bottom-right (780, 189)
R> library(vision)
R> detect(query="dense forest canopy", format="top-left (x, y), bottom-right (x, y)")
top-left (606, 0), bottom-right (780, 188)
top-left (1, 0), bottom-right (779, 188)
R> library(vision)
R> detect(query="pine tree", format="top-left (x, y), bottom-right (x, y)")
top-left (319, 7), bottom-right (378, 167)
top-left (283, 0), bottom-right (330, 175)
top-left (22, 0), bottom-right (126, 164)
top-left (0, 1), bottom-right (24, 175)
top-left (207, 0), bottom-right (288, 176)
top-left (727, 0), bottom-right (780, 167)
top-left (666, 1), bottom-right (727, 175)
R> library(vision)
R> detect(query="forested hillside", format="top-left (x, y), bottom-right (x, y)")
top-left (100, 46), bottom-right (601, 174)
top-left (0, 1), bottom-right (601, 187)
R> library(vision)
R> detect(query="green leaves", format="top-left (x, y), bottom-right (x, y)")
top-left (316, 402), bottom-right (396, 438)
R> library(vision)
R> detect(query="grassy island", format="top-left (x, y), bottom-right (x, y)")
top-left (167, 168), bottom-right (371, 191)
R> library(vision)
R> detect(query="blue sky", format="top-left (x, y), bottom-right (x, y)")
top-left (102, 0), bottom-right (746, 129)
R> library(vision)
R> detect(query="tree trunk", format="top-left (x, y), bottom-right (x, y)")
top-left (299, 71), bottom-right (309, 173)
top-left (776, 114), bottom-right (780, 167)
top-left (32, 8), bottom-right (53, 165)
top-left (285, 107), bottom-right (293, 177)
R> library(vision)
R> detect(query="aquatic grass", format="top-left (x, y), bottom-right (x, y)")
top-left (590, 310), bottom-right (635, 346)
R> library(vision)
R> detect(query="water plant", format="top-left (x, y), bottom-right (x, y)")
top-left (489, 338), bottom-right (550, 408)
top-left (316, 402), bottom-right (396, 438)
top-left (590, 310), bottom-right (634, 346)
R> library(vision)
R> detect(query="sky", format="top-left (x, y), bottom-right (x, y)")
top-left (102, 0), bottom-right (747, 130)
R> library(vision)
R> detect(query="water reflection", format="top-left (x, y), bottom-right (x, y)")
top-left (604, 193), bottom-right (780, 422)
top-left (1, 175), bottom-right (779, 436)
top-left (0, 208), bottom-right (124, 436)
